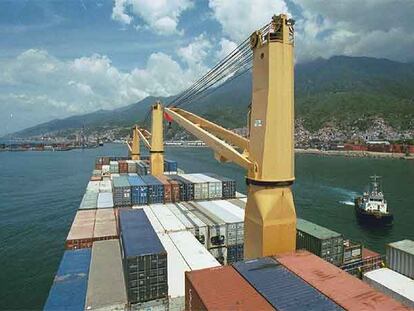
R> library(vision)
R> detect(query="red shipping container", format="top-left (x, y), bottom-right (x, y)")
top-left (168, 179), bottom-right (181, 203)
top-left (155, 175), bottom-right (172, 203)
top-left (118, 160), bottom-right (128, 173)
top-left (408, 145), bottom-right (414, 154)
top-left (185, 266), bottom-right (273, 311)
top-left (276, 251), bottom-right (408, 310)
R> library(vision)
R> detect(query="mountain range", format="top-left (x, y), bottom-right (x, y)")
top-left (11, 56), bottom-right (414, 138)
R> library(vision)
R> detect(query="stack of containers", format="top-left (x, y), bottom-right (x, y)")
top-left (183, 202), bottom-right (227, 264)
top-left (174, 203), bottom-right (208, 247)
top-left (65, 210), bottom-right (96, 249)
top-left (127, 160), bottom-right (136, 173)
top-left (118, 160), bottom-right (129, 173)
top-left (118, 209), bottom-right (168, 304)
top-left (164, 160), bottom-right (178, 174)
top-left (193, 174), bottom-right (223, 199)
top-left (97, 192), bottom-right (114, 209)
top-left (99, 180), bottom-right (112, 193)
top-left (276, 250), bottom-right (407, 310)
top-left (180, 174), bottom-right (209, 200)
top-left (169, 175), bottom-right (194, 201)
top-left (85, 240), bottom-right (127, 311)
top-left (204, 173), bottom-right (236, 199)
top-left (93, 208), bottom-right (117, 241)
top-left (156, 231), bottom-right (219, 310)
top-left (197, 201), bottom-right (244, 264)
top-left (44, 249), bottom-right (91, 311)
top-left (342, 239), bottom-right (362, 265)
top-left (296, 218), bottom-right (344, 266)
top-left (232, 257), bottom-right (343, 310)
top-left (128, 175), bottom-right (148, 205)
top-left (79, 191), bottom-right (98, 210)
top-left (112, 176), bottom-right (131, 207)
top-left (140, 175), bottom-right (164, 204)
top-left (136, 161), bottom-right (148, 175)
top-left (109, 161), bottom-right (119, 174)
top-left (155, 175), bottom-right (173, 203)
top-left (386, 239), bottom-right (414, 279)
top-left (150, 204), bottom-right (186, 233)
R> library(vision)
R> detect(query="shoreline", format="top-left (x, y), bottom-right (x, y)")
top-left (295, 148), bottom-right (414, 160)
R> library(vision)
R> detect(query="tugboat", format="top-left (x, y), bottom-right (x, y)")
top-left (355, 176), bottom-right (393, 225)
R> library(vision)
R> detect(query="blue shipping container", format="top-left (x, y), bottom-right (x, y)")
top-left (128, 176), bottom-right (148, 205)
top-left (233, 257), bottom-right (343, 311)
top-left (140, 175), bottom-right (164, 204)
top-left (164, 160), bottom-right (177, 172)
top-left (44, 249), bottom-right (91, 311)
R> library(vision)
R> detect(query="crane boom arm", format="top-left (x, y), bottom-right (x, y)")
top-left (165, 107), bottom-right (253, 170)
top-left (167, 108), bottom-right (249, 151)
top-left (126, 141), bottom-right (132, 152)
top-left (138, 129), bottom-right (151, 149)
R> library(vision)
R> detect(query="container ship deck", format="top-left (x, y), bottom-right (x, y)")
top-left (43, 155), bottom-right (414, 310)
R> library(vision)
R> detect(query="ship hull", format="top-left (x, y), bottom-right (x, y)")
top-left (354, 199), bottom-right (393, 226)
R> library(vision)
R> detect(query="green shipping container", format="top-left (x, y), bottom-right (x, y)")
top-left (296, 218), bottom-right (344, 266)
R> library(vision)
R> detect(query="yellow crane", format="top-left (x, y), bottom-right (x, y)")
top-left (148, 14), bottom-right (296, 259)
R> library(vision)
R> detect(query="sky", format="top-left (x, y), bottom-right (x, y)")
top-left (1, 0), bottom-right (414, 135)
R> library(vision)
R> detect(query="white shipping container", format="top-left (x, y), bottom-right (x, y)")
top-left (176, 203), bottom-right (208, 248)
top-left (110, 173), bottom-right (120, 180)
top-left (168, 231), bottom-right (220, 270)
top-left (212, 200), bottom-right (244, 245)
top-left (167, 204), bottom-right (195, 235)
top-left (180, 174), bottom-right (209, 200)
top-left (150, 204), bottom-right (186, 233)
top-left (141, 206), bottom-right (165, 233)
top-left (193, 174), bottom-right (223, 199)
top-left (79, 191), bottom-right (98, 210)
top-left (99, 180), bottom-right (112, 193)
top-left (101, 165), bottom-right (110, 175)
top-left (387, 240), bottom-right (414, 279)
top-left (363, 268), bottom-right (414, 308)
top-left (97, 192), bottom-right (114, 209)
top-left (127, 160), bottom-right (136, 173)
top-left (87, 181), bottom-right (100, 192)
top-left (156, 232), bottom-right (190, 309)
top-left (109, 161), bottom-right (119, 174)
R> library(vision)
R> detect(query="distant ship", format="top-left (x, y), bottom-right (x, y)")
top-left (354, 176), bottom-right (393, 225)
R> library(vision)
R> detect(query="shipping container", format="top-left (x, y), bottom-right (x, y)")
top-left (203, 172), bottom-right (236, 198)
top-left (118, 160), bottom-right (129, 173)
top-left (140, 175), bottom-right (164, 204)
top-left (363, 268), bottom-right (414, 308)
top-left (79, 191), bottom-right (98, 210)
top-left (127, 160), bottom-right (136, 173)
top-left (87, 181), bottom-right (100, 192)
top-left (166, 204), bottom-right (195, 235)
top-left (150, 204), bottom-right (186, 233)
top-left (164, 160), bottom-right (178, 173)
top-left (386, 239), bottom-right (414, 279)
top-left (180, 174), bottom-right (209, 200)
top-left (276, 250), bottom-right (407, 310)
top-left (66, 210), bottom-right (96, 249)
top-left (155, 175), bottom-right (172, 203)
top-left (136, 161), bottom-right (148, 176)
top-left (93, 218), bottom-right (117, 241)
top-left (99, 180), bottom-right (112, 193)
top-left (185, 265), bottom-right (273, 311)
top-left (110, 161), bottom-right (119, 174)
top-left (168, 175), bottom-right (194, 201)
top-left (97, 192), bottom-right (114, 209)
top-left (140, 206), bottom-right (165, 234)
top-left (86, 240), bottom-right (127, 310)
top-left (175, 203), bottom-right (208, 247)
top-left (228, 198), bottom-right (247, 210)
top-left (192, 173), bottom-right (223, 199)
top-left (167, 178), bottom-right (180, 203)
top-left (128, 176), bottom-right (148, 205)
top-left (156, 232), bottom-right (190, 310)
top-left (101, 164), bottom-right (110, 175)
top-left (113, 176), bottom-right (131, 207)
top-left (296, 218), bottom-right (344, 266)
top-left (342, 239), bottom-right (362, 264)
top-left (168, 231), bottom-right (220, 270)
top-left (233, 257), bottom-right (342, 310)
top-left (118, 209), bottom-right (168, 304)
top-left (44, 249), bottom-right (91, 311)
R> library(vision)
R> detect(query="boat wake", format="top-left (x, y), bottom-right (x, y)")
top-left (339, 200), bottom-right (354, 206)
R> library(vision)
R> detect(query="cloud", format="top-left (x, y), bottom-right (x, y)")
top-left (216, 38), bottom-right (238, 60)
top-left (208, 0), bottom-right (289, 42)
top-left (293, 0), bottom-right (414, 62)
top-left (0, 47), bottom-right (209, 135)
top-left (111, 0), bottom-right (193, 35)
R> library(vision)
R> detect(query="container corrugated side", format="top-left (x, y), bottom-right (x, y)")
top-left (233, 257), bottom-right (343, 311)
top-left (155, 175), bottom-right (172, 203)
top-left (166, 204), bottom-right (195, 235)
top-left (387, 239), bottom-right (414, 279)
top-left (128, 176), bottom-right (148, 205)
top-left (363, 268), bottom-right (414, 308)
top-left (86, 240), bottom-right (127, 310)
top-left (185, 265), bottom-right (273, 311)
top-left (203, 172), bottom-right (236, 198)
top-left (193, 173), bottom-right (223, 199)
top-left (97, 192), bottom-right (114, 209)
top-left (168, 231), bottom-right (220, 270)
top-left (44, 249), bottom-right (91, 311)
top-left (110, 161), bottom-right (119, 174)
top-left (140, 206), bottom-right (165, 233)
top-left (175, 203), bottom-right (208, 248)
top-left (156, 232), bottom-right (190, 310)
top-left (180, 174), bottom-right (208, 200)
top-left (118, 209), bottom-right (168, 304)
top-left (113, 176), bottom-right (131, 207)
top-left (140, 175), bottom-right (164, 204)
top-left (150, 204), bottom-right (186, 233)
top-left (276, 250), bottom-right (407, 310)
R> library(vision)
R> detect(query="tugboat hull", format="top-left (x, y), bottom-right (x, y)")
top-left (354, 200), bottom-right (393, 226)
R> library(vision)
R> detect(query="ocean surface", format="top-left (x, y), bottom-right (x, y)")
top-left (1, 143), bottom-right (413, 310)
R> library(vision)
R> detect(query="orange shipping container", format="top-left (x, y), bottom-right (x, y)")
top-left (276, 251), bottom-right (408, 310)
top-left (185, 266), bottom-right (273, 311)
top-left (156, 175), bottom-right (172, 203)
top-left (118, 160), bottom-right (128, 173)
